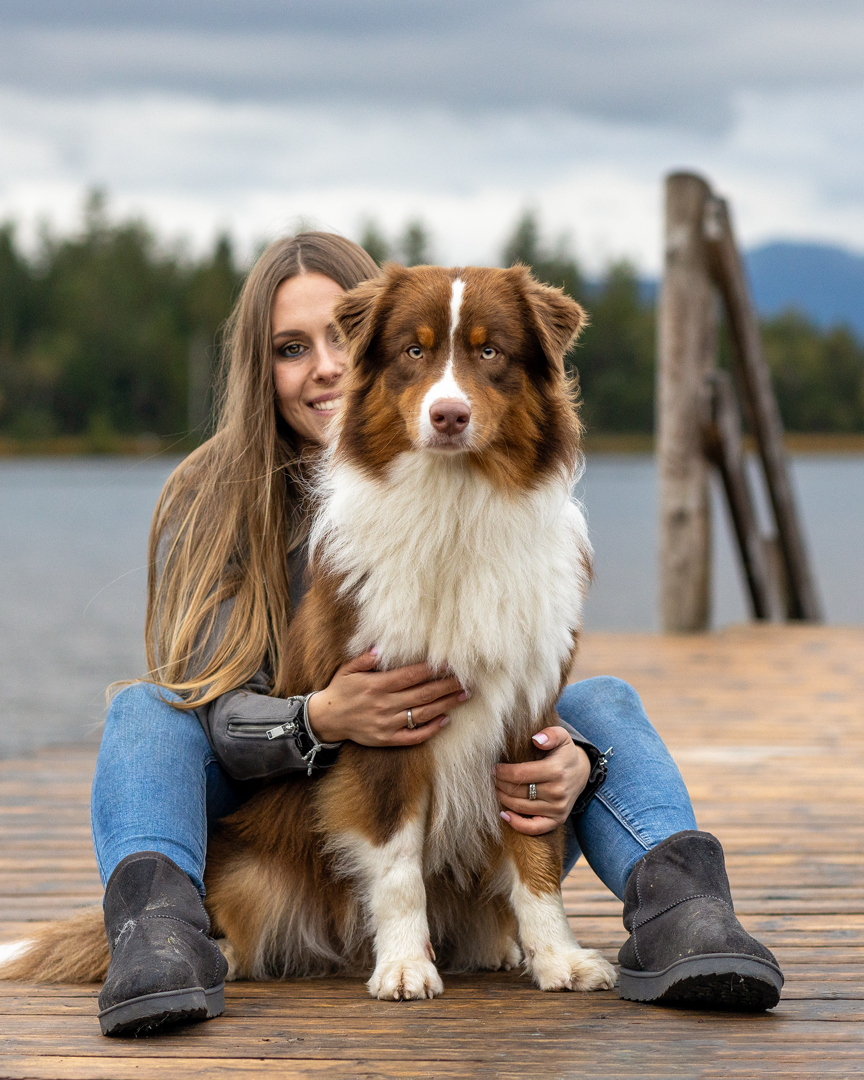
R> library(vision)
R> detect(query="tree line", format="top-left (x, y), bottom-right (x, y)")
top-left (1, 196), bottom-right (862, 445)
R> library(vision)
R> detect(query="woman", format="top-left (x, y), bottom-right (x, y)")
top-left (92, 232), bottom-right (782, 1036)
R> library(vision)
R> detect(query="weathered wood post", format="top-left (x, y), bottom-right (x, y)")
top-left (657, 173), bottom-right (717, 632)
top-left (658, 171), bottom-right (821, 629)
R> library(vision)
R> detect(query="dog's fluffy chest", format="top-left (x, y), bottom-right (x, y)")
top-left (312, 452), bottom-right (591, 868)
top-left (313, 453), bottom-right (589, 686)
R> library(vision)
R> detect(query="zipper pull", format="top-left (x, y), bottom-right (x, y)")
top-left (266, 720), bottom-right (298, 741)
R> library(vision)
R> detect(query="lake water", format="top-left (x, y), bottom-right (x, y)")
top-left (1, 454), bottom-right (862, 757)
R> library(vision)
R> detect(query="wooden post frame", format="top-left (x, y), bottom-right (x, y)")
top-left (703, 196), bottom-right (822, 622)
top-left (657, 171), bottom-right (821, 630)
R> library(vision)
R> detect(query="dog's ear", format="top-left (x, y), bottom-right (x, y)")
top-left (509, 264), bottom-right (587, 372)
top-left (333, 263), bottom-right (407, 364)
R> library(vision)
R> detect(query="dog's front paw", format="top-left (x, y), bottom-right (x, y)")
top-left (367, 958), bottom-right (444, 1000)
top-left (529, 947), bottom-right (617, 992)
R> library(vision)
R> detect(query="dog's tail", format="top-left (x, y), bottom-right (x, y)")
top-left (0, 908), bottom-right (109, 983)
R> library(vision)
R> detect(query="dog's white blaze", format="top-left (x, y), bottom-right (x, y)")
top-left (418, 358), bottom-right (470, 444)
top-left (311, 452), bottom-right (592, 877)
top-left (507, 868), bottom-right (616, 991)
top-left (449, 276), bottom-right (466, 344)
top-left (418, 277), bottom-right (471, 446)
top-left (333, 810), bottom-right (443, 999)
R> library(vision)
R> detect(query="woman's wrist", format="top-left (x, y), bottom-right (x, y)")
top-left (305, 690), bottom-right (344, 744)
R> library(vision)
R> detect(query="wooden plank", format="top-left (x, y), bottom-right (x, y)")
top-left (4, 1021), bottom-right (864, 1054)
top-left (2, 1058), bottom-right (859, 1080)
top-left (0, 1060), bottom-right (425, 1080)
top-left (2, 983), bottom-right (864, 1015)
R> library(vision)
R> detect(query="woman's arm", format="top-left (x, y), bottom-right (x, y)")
top-left (198, 650), bottom-right (465, 781)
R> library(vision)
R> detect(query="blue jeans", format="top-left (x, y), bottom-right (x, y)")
top-left (557, 677), bottom-right (697, 894)
top-left (91, 677), bottom-right (697, 902)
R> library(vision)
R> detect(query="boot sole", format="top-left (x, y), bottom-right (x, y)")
top-left (98, 983), bottom-right (225, 1036)
top-left (619, 954), bottom-right (783, 1011)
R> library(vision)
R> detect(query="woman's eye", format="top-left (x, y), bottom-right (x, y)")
top-left (406, 345), bottom-right (423, 360)
top-left (281, 342), bottom-right (305, 358)
top-left (481, 347), bottom-right (498, 360)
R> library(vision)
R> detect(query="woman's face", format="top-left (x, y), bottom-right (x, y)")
top-left (271, 272), bottom-right (347, 445)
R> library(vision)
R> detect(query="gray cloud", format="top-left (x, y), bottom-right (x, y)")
top-left (1, 2), bottom-right (864, 129)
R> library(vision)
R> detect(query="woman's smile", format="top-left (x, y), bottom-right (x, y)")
top-left (308, 391), bottom-right (341, 413)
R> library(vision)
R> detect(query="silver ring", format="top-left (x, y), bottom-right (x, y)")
top-left (528, 783), bottom-right (537, 801)
top-left (406, 708), bottom-right (416, 730)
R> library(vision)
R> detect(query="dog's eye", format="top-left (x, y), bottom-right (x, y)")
top-left (480, 347), bottom-right (498, 360)
top-left (406, 345), bottom-right (423, 360)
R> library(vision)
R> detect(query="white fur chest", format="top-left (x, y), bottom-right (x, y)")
top-left (311, 452), bottom-right (592, 867)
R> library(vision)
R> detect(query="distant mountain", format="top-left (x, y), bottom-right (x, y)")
top-left (744, 242), bottom-right (864, 339)
top-left (636, 242), bottom-right (864, 340)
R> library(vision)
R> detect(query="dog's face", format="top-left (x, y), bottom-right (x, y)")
top-left (332, 264), bottom-right (585, 490)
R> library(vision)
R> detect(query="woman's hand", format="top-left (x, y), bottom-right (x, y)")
top-left (494, 727), bottom-right (591, 836)
top-left (306, 649), bottom-right (469, 746)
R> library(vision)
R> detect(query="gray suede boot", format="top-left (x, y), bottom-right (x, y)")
top-left (617, 831), bottom-right (783, 1010)
top-left (98, 851), bottom-right (228, 1036)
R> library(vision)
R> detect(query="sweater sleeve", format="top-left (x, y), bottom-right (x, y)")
top-left (196, 675), bottom-right (341, 782)
top-left (178, 541), bottom-right (341, 782)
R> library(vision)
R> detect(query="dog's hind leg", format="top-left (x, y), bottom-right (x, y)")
top-left (503, 828), bottom-right (617, 992)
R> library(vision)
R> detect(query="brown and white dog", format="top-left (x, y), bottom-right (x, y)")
top-left (1, 264), bottom-right (617, 1000)
top-left (204, 264), bottom-right (615, 998)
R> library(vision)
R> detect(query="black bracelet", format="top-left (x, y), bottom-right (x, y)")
top-left (571, 744), bottom-right (613, 816)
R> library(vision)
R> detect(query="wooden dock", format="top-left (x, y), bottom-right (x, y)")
top-left (2, 624), bottom-right (863, 1078)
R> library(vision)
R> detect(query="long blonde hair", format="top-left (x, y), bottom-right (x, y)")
top-left (145, 232), bottom-right (379, 707)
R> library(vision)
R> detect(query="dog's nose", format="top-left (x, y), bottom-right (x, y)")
top-left (429, 398), bottom-right (471, 435)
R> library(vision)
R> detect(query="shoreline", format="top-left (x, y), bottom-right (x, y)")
top-left (584, 432), bottom-right (864, 454)
top-left (3, 431), bottom-right (864, 458)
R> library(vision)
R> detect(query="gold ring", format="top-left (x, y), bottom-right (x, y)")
top-left (406, 708), bottom-right (416, 730)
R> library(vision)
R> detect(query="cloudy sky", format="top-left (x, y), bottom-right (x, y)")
top-left (2, 0), bottom-right (864, 271)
